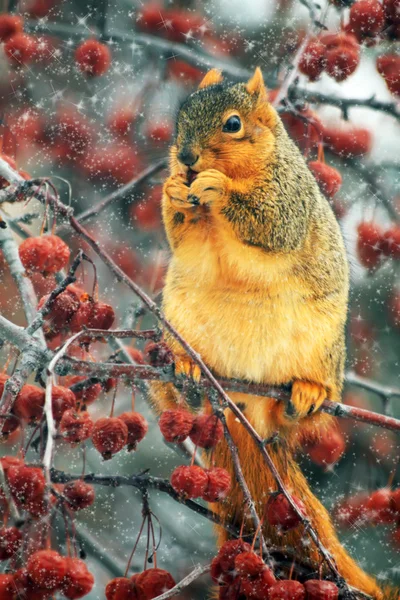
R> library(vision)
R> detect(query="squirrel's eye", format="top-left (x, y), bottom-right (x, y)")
top-left (223, 115), bottom-right (241, 133)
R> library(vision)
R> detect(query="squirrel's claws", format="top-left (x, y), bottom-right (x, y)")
top-left (287, 380), bottom-right (327, 420)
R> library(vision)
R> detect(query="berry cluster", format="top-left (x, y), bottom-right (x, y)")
top-left (357, 221), bottom-right (400, 270)
top-left (299, 32), bottom-right (360, 82)
top-left (37, 284), bottom-right (115, 341)
top-left (0, 549), bottom-right (94, 599)
top-left (19, 235), bottom-right (70, 276)
top-left (106, 568), bottom-right (175, 599)
top-left (170, 464), bottom-right (231, 501)
top-left (92, 413), bottom-right (148, 459)
top-left (159, 408), bottom-right (223, 447)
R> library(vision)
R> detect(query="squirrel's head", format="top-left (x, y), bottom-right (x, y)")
top-left (171, 67), bottom-right (277, 180)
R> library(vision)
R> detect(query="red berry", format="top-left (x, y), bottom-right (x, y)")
top-left (12, 384), bottom-right (45, 423)
top-left (264, 493), bottom-right (306, 531)
top-left (357, 222), bottom-right (384, 269)
top-left (210, 556), bottom-right (235, 586)
top-left (0, 14), bottom-right (23, 41)
top-left (308, 161), bottom-right (342, 198)
top-left (0, 455), bottom-right (23, 474)
top-left (7, 465), bottom-right (45, 506)
top-left (27, 550), bottom-right (67, 590)
top-left (391, 488), bottom-right (400, 514)
top-left (217, 539), bottom-right (252, 573)
top-left (366, 488), bottom-right (396, 524)
top-left (106, 577), bottom-right (137, 599)
top-left (202, 467), bottom-right (231, 502)
top-left (333, 493), bottom-right (369, 528)
top-left (234, 552), bottom-right (265, 579)
top-left (319, 32), bottom-right (360, 51)
top-left (55, 107), bottom-right (93, 158)
top-left (51, 385), bottom-right (77, 422)
top-left (323, 127), bottom-right (372, 158)
top-left (170, 465), bottom-right (208, 498)
top-left (19, 235), bottom-right (70, 275)
top-left (0, 526), bottom-right (22, 560)
top-left (281, 109), bottom-right (322, 152)
top-left (325, 46), bottom-right (360, 81)
top-left (0, 412), bottom-right (19, 437)
top-left (146, 121), bottom-right (173, 145)
top-left (299, 38), bottom-right (327, 81)
top-left (380, 226), bottom-right (400, 259)
top-left (159, 409), bottom-right (195, 443)
top-left (108, 106), bottom-right (136, 137)
top-left (13, 567), bottom-right (51, 599)
top-left (124, 347), bottom-right (145, 364)
top-left (37, 288), bottom-right (80, 336)
top-left (304, 426), bottom-right (346, 467)
top-left (240, 567), bottom-right (276, 599)
top-left (62, 557), bottom-right (94, 599)
top-left (304, 580), bottom-right (339, 599)
top-left (135, 568), bottom-right (175, 599)
top-left (269, 580), bottom-right (306, 599)
top-left (377, 55), bottom-right (400, 96)
top-left (63, 480), bottom-right (95, 511)
top-left (92, 417), bottom-right (128, 460)
top-left (86, 301), bottom-right (115, 330)
top-left (5, 33), bottom-right (37, 65)
top-left (144, 341), bottom-right (174, 367)
top-left (75, 39), bottom-right (111, 77)
top-left (0, 573), bottom-right (15, 598)
top-left (349, 0), bottom-right (385, 39)
top-left (119, 412), bottom-right (148, 450)
top-left (189, 414), bottom-right (223, 448)
top-left (60, 409), bottom-right (94, 444)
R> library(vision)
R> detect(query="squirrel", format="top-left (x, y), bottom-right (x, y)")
top-left (149, 67), bottom-right (385, 599)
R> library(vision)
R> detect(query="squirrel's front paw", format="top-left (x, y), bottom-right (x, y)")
top-left (287, 380), bottom-right (327, 420)
top-left (174, 355), bottom-right (202, 383)
top-left (164, 174), bottom-right (190, 208)
top-left (187, 169), bottom-right (229, 206)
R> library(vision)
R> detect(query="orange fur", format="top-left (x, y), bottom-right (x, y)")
top-left (150, 69), bottom-right (385, 598)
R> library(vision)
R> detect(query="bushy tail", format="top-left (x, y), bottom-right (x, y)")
top-left (210, 395), bottom-right (384, 600)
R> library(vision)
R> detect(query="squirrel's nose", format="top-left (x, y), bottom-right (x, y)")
top-left (177, 148), bottom-right (199, 167)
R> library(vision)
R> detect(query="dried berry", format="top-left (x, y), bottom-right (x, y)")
top-left (304, 426), bottom-right (346, 466)
top-left (189, 414), bottom-right (223, 448)
top-left (234, 552), bottom-right (265, 579)
top-left (299, 38), bottom-right (327, 81)
top-left (37, 288), bottom-right (80, 337)
top-left (218, 539), bottom-right (252, 573)
top-left (144, 341), bottom-right (174, 367)
top-left (0, 526), bottom-right (22, 560)
top-left (0, 573), bottom-right (15, 598)
top-left (349, 0), bottom-right (385, 39)
top-left (12, 384), bottom-right (45, 423)
top-left (5, 32), bottom-right (36, 65)
top-left (64, 480), bottom-right (95, 511)
top-left (325, 46), bottom-right (359, 81)
top-left (19, 235), bottom-right (70, 275)
top-left (75, 39), bottom-right (111, 76)
top-left (265, 493), bottom-right (306, 531)
top-left (51, 386), bottom-right (77, 422)
top-left (159, 409), bottom-right (194, 443)
top-left (357, 222), bottom-right (384, 269)
top-left (170, 465), bottom-right (209, 498)
top-left (308, 161), bottom-right (342, 198)
top-left (135, 568), bottom-right (175, 599)
top-left (269, 580), bottom-right (306, 599)
top-left (27, 550), bottom-right (67, 590)
top-left (62, 557), bottom-right (94, 599)
top-left (202, 467), bottom-right (231, 502)
top-left (7, 465), bottom-right (45, 506)
top-left (119, 412), bottom-right (148, 450)
top-left (304, 580), bottom-right (339, 599)
top-left (240, 567), bottom-right (276, 599)
top-left (0, 14), bottom-right (23, 41)
top-left (105, 577), bottom-right (137, 599)
top-left (210, 556), bottom-right (235, 586)
top-left (366, 488), bottom-right (396, 524)
top-left (60, 409), bottom-right (94, 444)
top-left (92, 417), bottom-right (128, 459)
top-left (380, 226), bottom-right (400, 259)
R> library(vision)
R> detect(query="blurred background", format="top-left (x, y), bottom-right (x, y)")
top-left (0, 0), bottom-right (400, 597)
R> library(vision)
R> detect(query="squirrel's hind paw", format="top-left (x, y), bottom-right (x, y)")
top-left (287, 380), bottom-right (327, 420)
top-left (174, 356), bottom-right (202, 383)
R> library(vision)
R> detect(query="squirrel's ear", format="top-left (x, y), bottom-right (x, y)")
top-left (198, 69), bottom-right (223, 89)
top-left (246, 67), bottom-right (268, 100)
